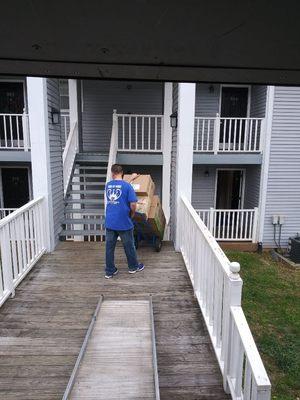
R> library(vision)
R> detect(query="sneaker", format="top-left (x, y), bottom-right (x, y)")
top-left (105, 268), bottom-right (119, 279)
top-left (128, 263), bottom-right (145, 274)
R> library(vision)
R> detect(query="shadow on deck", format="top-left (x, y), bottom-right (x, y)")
top-left (0, 241), bottom-right (230, 400)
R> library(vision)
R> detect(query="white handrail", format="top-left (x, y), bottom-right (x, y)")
top-left (194, 116), bottom-right (265, 153)
top-left (117, 113), bottom-right (163, 152)
top-left (195, 208), bottom-right (259, 242)
top-left (0, 112), bottom-right (30, 150)
top-left (106, 110), bottom-right (118, 181)
top-left (63, 121), bottom-right (78, 196)
top-left (178, 196), bottom-right (271, 399)
top-left (61, 112), bottom-right (70, 147)
top-left (105, 111), bottom-right (119, 208)
top-left (0, 197), bottom-right (46, 307)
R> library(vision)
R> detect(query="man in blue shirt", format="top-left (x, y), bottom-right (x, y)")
top-left (105, 164), bottom-right (144, 278)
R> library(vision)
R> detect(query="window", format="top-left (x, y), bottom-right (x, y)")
top-left (59, 79), bottom-right (69, 111)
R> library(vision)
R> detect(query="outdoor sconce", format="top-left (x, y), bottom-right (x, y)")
top-left (209, 84), bottom-right (214, 93)
top-left (170, 111), bottom-right (178, 129)
top-left (51, 108), bottom-right (60, 124)
top-left (204, 170), bottom-right (209, 177)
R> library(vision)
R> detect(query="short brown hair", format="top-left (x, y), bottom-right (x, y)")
top-left (111, 164), bottom-right (123, 175)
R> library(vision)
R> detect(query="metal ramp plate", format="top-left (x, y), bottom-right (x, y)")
top-left (63, 298), bottom-right (160, 400)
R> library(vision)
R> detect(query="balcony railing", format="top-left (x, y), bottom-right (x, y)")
top-left (0, 113), bottom-right (30, 151)
top-left (194, 115), bottom-right (265, 153)
top-left (195, 208), bottom-right (259, 242)
top-left (0, 197), bottom-right (46, 307)
top-left (178, 197), bottom-right (271, 399)
top-left (61, 112), bottom-right (70, 148)
top-left (116, 111), bottom-right (163, 152)
top-left (0, 208), bottom-right (17, 219)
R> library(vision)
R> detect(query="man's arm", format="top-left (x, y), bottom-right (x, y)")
top-left (130, 202), bottom-right (137, 218)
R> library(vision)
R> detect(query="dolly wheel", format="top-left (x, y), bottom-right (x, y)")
top-left (154, 237), bottom-right (162, 252)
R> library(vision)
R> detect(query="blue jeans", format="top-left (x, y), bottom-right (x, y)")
top-left (105, 228), bottom-right (139, 275)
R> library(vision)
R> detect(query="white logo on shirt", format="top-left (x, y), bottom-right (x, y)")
top-left (107, 188), bottom-right (122, 202)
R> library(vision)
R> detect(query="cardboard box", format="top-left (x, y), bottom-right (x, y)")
top-left (134, 195), bottom-right (152, 221)
top-left (124, 174), bottom-right (155, 198)
top-left (148, 195), bottom-right (166, 239)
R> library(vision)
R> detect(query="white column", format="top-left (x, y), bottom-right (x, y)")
top-left (162, 82), bottom-right (173, 239)
top-left (68, 79), bottom-right (79, 129)
top-left (27, 77), bottom-right (54, 251)
top-left (175, 83), bottom-right (196, 250)
top-left (257, 86), bottom-right (275, 244)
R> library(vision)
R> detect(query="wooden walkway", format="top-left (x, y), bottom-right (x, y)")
top-left (0, 242), bottom-right (230, 400)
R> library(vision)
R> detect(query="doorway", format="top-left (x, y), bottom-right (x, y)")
top-left (0, 81), bottom-right (25, 146)
top-left (219, 86), bottom-right (250, 148)
top-left (1, 168), bottom-right (30, 208)
top-left (215, 169), bottom-right (245, 209)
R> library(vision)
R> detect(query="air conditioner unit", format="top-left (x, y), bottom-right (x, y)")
top-left (290, 235), bottom-right (300, 263)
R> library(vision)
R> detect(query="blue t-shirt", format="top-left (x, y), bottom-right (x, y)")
top-left (105, 180), bottom-right (138, 231)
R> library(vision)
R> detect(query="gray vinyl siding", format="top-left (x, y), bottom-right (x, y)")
top-left (195, 84), bottom-right (220, 117)
top-left (123, 166), bottom-right (162, 198)
top-left (263, 86), bottom-right (300, 247)
top-left (244, 166), bottom-right (261, 208)
top-left (47, 79), bottom-right (64, 246)
top-left (250, 86), bottom-right (267, 118)
top-left (82, 80), bottom-right (163, 153)
top-left (192, 166), bottom-right (216, 209)
top-left (192, 165), bottom-right (260, 210)
top-left (170, 83), bottom-right (178, 242)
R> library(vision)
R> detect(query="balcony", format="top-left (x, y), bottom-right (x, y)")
top-left (193, 115), bottom-right (265, 164)
top-left (196, 208), bottom-right (259, 242)
top-left (114, 111), bottom-right (164, 165)
top-left (0, 113), bottom-right (31, 162)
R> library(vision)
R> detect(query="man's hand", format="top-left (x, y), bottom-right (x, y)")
top-left (130, 202), bottom-right (137, 219)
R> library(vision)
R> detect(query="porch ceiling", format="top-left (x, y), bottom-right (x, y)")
top-left (0, 1), bottom-right (300, 84)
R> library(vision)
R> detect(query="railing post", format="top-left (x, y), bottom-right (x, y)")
top-left (213, 113), bottom-right (220, 154)
top-left (112, 109), bottom-right (118, 149)
top-left (0, 225), bottom-right (15, 298)
top-left (209, 207), bottom-right (215, 234)
top-left (222, 261), bottom-right (243, 393)
top-left (252, 207), bottom-right (259, 243)
top-left (259, 118), bottom-right (266, 153)
top-left (22, 109), bottom-right (29, 151)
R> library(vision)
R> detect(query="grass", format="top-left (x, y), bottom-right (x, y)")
top-left (225, 250), bottom-right (300, 400)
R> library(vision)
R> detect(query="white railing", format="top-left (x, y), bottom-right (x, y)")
top-left (196, 208), bottom-right (259, 242)
top-left (63, 122), bottom-right (78, 196)
top-left (106, 110), bottom-right (118, 183)
top-left (0, 208), bottom-right (18, 219)
top-left (0, 112), bottom-right (30, 150)
top-left (0, 197), bottom-right (46, 307)
top-left (117, 112), bottom-right (163, 152)
top-left (61, 112), bottom-right (70, 147)
top-left (194, 115), bottom-right (265, 153)
top-left (178, 196), bottom-right (271, 399)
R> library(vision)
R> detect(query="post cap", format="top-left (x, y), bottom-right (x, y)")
top-left (230, 262), bottom-right (240, 274)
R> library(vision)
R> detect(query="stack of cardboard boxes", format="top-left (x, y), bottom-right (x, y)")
top-left (123, 174), bottom-right (166, 239)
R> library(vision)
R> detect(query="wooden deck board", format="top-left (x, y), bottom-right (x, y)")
top-left (0, 242), bottom-right (230, 400)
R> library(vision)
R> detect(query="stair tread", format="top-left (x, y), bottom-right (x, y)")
top-left (72, 173), bottom-right (107, 177)
top-left (65, 208), bottom-right (104, 214)
top-left (67, 190), bottom-right (105, 194)
top-left (65, 199), bottom-right (104, 204)
top-left (74, 165), bottom-right (107, 169)
top-left (63, 218), bottom-right (105, 224)
top-left (60, 229), bottom-right (105, 236)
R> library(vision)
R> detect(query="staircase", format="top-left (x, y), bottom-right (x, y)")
top-left (60, 153), bottom-right (108, 240)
